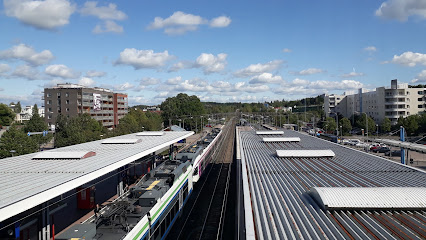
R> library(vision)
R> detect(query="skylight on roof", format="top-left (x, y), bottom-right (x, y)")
top-left (136, 131), bottom-right (164, 136)
top-left (310, 187), bottom-right (426, 210)
top-left (256, 131), bottom-right (284, 135)
top-left (263, 137), bottom-right (300, 142)
top-left (102, 139), bottom-right (141, 144)
top-left (276, 150), bottom-right (335, 158)
top-left (32, 151), bottom-right (96, 160)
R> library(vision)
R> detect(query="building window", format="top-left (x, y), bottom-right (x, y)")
top-left (407, 91), bottom-right (410, 95)
top-left (46, 93), bottom-right (51, 97)
top-left (407, 105), bottom-right (410, 108)
top-left (419, 98), bottom-right (423, 101)
top-left (419, 105), bottom-right (423, 108)
top-left (57, 92), bottom-right (61, 97)
top-left (418, 91), bottom-right (423, 95)
top-left (47, 100), bottom-right (52, 105)
top-left (48, 107), bottom-right (52, 112)
top-left (65, 92), bottom-right (69, 97)
top-left (66, 108), bottom-right (69, 112)
top-left (48, 115), bottom-right (52, 119)
top-left (66, 100), bottom-right (69, 104)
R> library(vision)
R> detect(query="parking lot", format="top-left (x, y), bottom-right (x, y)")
top-left (343, 139), bottom-right (426, 171)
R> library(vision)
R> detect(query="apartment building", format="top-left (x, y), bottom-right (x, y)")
top-left (324, 94), bottom-right (344, 117)
top-left (44, 84), bottom-right (128, 128)
top-left (325, 79), bottom-right (426, 125)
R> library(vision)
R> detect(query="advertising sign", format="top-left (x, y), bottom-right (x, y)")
top-left (93, 93), bottom-right (101, 111)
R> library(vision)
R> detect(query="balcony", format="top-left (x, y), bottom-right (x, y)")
top-left (385, 94), bottom-right (406, 98)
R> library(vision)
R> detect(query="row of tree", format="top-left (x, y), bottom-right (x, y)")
top-left (0, 105), bottom-right (51, 158)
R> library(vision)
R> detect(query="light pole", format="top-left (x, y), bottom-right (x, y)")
top-left (376, 124), bottom-right (379, 137)
top-left (340, 125), bottom-right (342, 142)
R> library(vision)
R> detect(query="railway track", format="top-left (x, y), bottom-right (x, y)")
top-left (166, 118), bottom-right (236, 240)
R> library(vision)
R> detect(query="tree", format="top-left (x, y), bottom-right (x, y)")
top-left (32, 104), bottom-right (39, 115)
top-left (15, 101), bottom-right (22, 113)
top-left (356, 114), bottom-right (376, 134)
top-left (160, 93), bottom-right (205, 128)
top-left (381, 117), bottom-right (391, 133)
top-left (24, 105), bottom-right (51, 146)
top-left (0, 103), bottom-right (15, 126)
top-left (324, 117), bottom-right (337, 134)
top-left (0, 124), bottom-right (38, 158)
top-left (54, 114), bottom-right (105, 148)
top-left (403, 115), bottom-right (419, 135)
top-left (339, 118), bottom-right (352, 135)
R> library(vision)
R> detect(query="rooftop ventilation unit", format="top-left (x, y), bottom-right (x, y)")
top-left (256, 131), bottom-right (284, 135)
top-left (136, 131), bottom-right (165, 136)
top-left (32, 151), bottom-right (96, 160)
top-left (310, 187), bottom-right (426, 210)
top-left (263, 137), bottom-right (300, 142)
top-left (276, 149), bottom-right (335, 158)
top-left (102, 139), bottom-right (141, 144)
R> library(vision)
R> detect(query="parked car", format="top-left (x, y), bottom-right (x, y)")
top-left (385, 150), bottom-right (402, 157)
top-left (348, 139), bottom-right (361, 146)
top-left (373, 147), bottom-right (390, 153)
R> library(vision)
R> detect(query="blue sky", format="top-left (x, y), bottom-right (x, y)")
top-left (1, 0), bottom-right (426, 106)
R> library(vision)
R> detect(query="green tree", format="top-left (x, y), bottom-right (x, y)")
top-left (0, 103), bottom-right (15, 126)
top-left (339, 118), bottom-right (352, 135)
top-left (54, 113), bottom-right (105, 148)
top-left (356, 114), bottom-right (376, 134)
top-left (160, 93), bottom-right (205, 129)
top-left (381, 117), bottom-right (392, 133)
top-left (324, 117), bottom-right (337, 134)
top-left (24, 105), bottom-right (51, 145)
top-left (0, 124), bottom-right (38, 158)
top-left (404, 115), bottom-right (419, 135)
top-left (15, 101), bottom-right (22, 113)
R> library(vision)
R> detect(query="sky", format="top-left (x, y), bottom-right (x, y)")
top-left (1, 0), bottom-right (426, 107)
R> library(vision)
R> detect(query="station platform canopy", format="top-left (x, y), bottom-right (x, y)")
top-left (0, 131), bottom-right (193, 222)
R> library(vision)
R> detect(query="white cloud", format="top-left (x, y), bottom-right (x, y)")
top-left (169, 53), bottom-right (227, 74)
top-left (0, 43), bottom-right (54, 66)
top-left (168, 61), bottom-right (192, 72)
top-left (115, 48), bottom-right (174, 69)
top-left (282, 48), bottom-right (292, 53)
top-left (140, 77), bottom-right (161, 85)
top-left (290, 78), bottom-right (310, 86)
top-left (85, 70), bottom-right (106, 78)
top-left (195, 53), bottom-right (227, 74)
top-left (209, 16), bottom-right (231, 27)
top-left (41, 79), bottom-right (65, 88)
top-left (0, 63), bottom-right (11, 74)
top-left (148, 11), bottom-right (206, 35)
top-left (340, 72), bottom-right (365, 78)
top-left (364, 46), bottom-right (377, 52)
top-left (375, 0), bottom-right (426, 21)
top-left (411, 70), bottom-right (426, 83)
top-left (78, 77), bottom-right (95, 87)
top-left (309, 80), bottom-right (363, 90)
top-left (148, 11), bottom-right (231, 35)
top-left (45, 64), bottom-right (80, 78)
top-left (4, 0), bottom-right (75, 30)
top-left (111, 82), bottom-right (134, 91)
top-left (235, 82), bottom-right (269, 93)
top-left (249, 73), bottom-right (283, 84)
top-left (390, 52), bottom-right (426, 67)
top-left (80, 1), bottom-right (127, 20)
top-left (234, 60), bottom-right (283, 77)
top-left (166, 76), bottom-right (182, 85)
top-left (93, 20), bottom-right (123, 34)
top-left (0, 88), bottom-right (4, 91)
top-left (11, 65), bottom-right (40, 80)
top-left (291, 68), bottom-right (325, 75)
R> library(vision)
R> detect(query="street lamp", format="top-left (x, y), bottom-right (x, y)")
top-left (10, 150), bottom-right (16, 157)
top-left (376, 124), bottom-right (379, 137)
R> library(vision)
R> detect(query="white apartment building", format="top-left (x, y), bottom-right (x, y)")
top-left (325, 79), bottom-right (426, 125)
top-left (324, 94), bottom-right (344, 117)
top-left (14, 105), bottom-right (45, 123)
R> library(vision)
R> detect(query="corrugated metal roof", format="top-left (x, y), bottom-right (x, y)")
top-left (240, 129), bottom-right (426, 240)
top-left (310, 187), bottom-right (426, 210)
top-left (0, 131), bottom-right (193, 222)
top-left (276, 149), bottom-right (335, 158)
top-left (136, 131), bottom-right (164, 136)
top-left (32, 151), bottom-right (95, 160)
top-left (101, 138), bottom-right (141, 144)
top-left (263, 137), bottom-right (300, 142)
top-left (256, 130), bottom-right (284, 135)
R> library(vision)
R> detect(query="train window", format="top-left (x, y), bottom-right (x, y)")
top-left (166, 210), bottom-right (171, 226)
